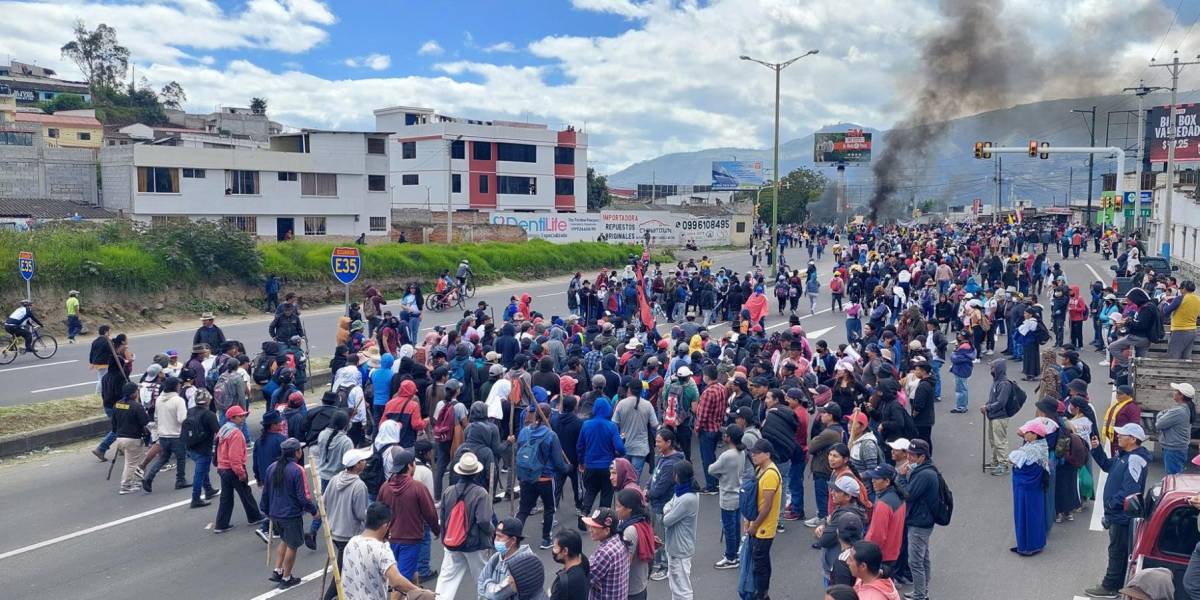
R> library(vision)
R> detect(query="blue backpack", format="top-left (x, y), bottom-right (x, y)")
top-left (739, 465), bottom-right (779, 521)
top-left (449, 356), bottom-right (469, 382)
top-left (515, 431), bottom-right (549, 483)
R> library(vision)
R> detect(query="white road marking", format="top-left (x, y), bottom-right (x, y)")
top-left (1091, 390), bottom-right (1114, 532)
top-left (536, 291), bottom-right (566, 298)
top-left (247, 568), bottom-right (327, 600)
top-left (1085, 262), bottom-right (1105, 283)
top-left (0, 359), bottom-right (77, 373)
top-left (806, 326), bottom-right (837, 339)
top-left (31, 381), bottom-right (95, 393)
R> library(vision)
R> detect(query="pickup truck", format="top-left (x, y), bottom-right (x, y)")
top-left (1125, 474), bottom-right (1200, 599)
top-left (1131, 341), bottom-right (1200, 442)
top-left (1110, 256), bottom-right (1178, 298)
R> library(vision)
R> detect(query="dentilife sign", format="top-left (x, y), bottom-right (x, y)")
top-left (491, 213), bottom-right (601, 242)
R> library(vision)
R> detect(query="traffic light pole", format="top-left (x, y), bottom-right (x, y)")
top-left (972, 146), bottom-right (1126, 221)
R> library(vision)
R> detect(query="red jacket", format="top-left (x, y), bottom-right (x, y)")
top-left (216, 423), bottom-right (249, 480)
top-left (378, 474), bottom-right (440, 544)
top-left (865, 488), bottom-right (907, 561)
top-left (380, 380), bottom-right (425, 431)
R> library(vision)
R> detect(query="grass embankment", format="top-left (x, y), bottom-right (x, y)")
top-left (0, 395), bottom-right (101, 437)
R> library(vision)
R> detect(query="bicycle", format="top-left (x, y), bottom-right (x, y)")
top-left (427, 286), bottom-right (467, 313)
top-left (0, 326), bottom-right (58, 365)
top-left (460, 274), bottom-right (476, 299)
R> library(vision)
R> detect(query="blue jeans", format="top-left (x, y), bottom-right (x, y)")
top-left (720, 509), bottom-right (740, 561)
top-left (98, 408), bottom-right (117, 454)
top-left (846, 318), bottom-right (862, 343)
top-left (408, 316), bottom-right (421, 343)
top-left (812, 472), bottom-right (829, 519)
top-left (931, 358), bottom-right (944, 398)
top-left (629, 455), bottom-right (647, 480)
top-left (698, 431), bottom-right (721, 490)
top-left (419, 525), bottom-right (433, 577)
top-left (390, 542), bottom-right (422, 581)
top-left (787, 448), bottom-right (806, 515)
top-left (1164, 448), bottom-right (1188, 475)
top-left (955, 375), bottom-right (969, 410)
top-left (67, 315), bottom-right (82, 340)
top-left (189, 451), bottom-right (213, 500)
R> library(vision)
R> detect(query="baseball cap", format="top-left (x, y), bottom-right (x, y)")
top-left (750, 376), bottom-right (770, 387)
top-left (389, 448), bottom-right (416, 473)
top-left (280, 438), bottom-right (303, 452)
top-left (1116, 384), bottom-right (1135, 397)
top-left (735, 406), bottom-right (755, 423)
top-left (496, 516), bottom-right (525, 540)
top-left (1172, 382), bottom-right (1196, 398)
top-left (862, 463), bottom-right (897, 481)
top-left (1114, 423), bottom-right (1147, 442)
top-left (342, 447), bottom-right (372, 468)
top-left (676, 366), bottom-right (693, 378)
top-left (819, 403), bottom-right (843, 421)
top-left (833, 475), bottom-right (861, 497)
top-left (224, 405), bottom-right (248, 420)
top-left (582, 508), bottom-right (618, 533)
top-left (835, 512), bottom-right (864, 541)
top-left (489, 364), bottom-right (506, 377)
top-left (908, 439), bottom-right (931, 456)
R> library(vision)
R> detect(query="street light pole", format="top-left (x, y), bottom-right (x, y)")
top-left (741, 49), bottom-right (818, 279)
top-left (1123, 81), bottom-right (1167, 235)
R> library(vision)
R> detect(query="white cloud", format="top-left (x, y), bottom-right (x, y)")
top-left (570, 0), bottom-right (650, 18)
top-left (483, 41), bottom-right (517, 53)
top-left (418, 40), bottom-right (443, 56)
top-left (344, 53), bottom-right (390, 71)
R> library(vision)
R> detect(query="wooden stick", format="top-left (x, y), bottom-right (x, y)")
top-left (307, 455), bottom-right (345, 600)
top-left (267, 520), bottom-right (274, 569)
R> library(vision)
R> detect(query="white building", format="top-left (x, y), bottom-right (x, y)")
top-left (375, 106), bottom-right (586, 213)
top-left (99, 130), bottom-right (392, 239)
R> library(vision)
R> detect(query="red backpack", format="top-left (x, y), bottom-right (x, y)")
top-left (433, 400), bottom-right (457, 443)
top-left (442, 498), bottom-right (469, 548)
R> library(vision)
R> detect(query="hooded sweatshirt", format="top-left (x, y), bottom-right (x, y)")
top-left (479, 545), bottom-right (536, 600)
top-left (370, 354), bottom-right (396, 408)
top-left (855, 578), bottom-right (903, 600)
top-left (323, 470), bottom-right (368, 542)
top-left (457, 402), bottom-right (505, 469)
top-left (380, 380), bottom-right (425, 442)
top-left (377, 473), bottom-right (440, 544)
top-left (985, 360), bottom-right (1014, 420)
top-left (577, 397), bottom-right (626, 470)
top-left (315, 428), bottom-right (353, 481)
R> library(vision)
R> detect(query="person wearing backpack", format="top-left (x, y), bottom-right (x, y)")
top-left (982, 359), bottom-right (1019, 476)
top-left (434, 452), bottom-right (495, 599)
top-left (743, 438), bottom-right (783, 600)
top-left (903, 439), bottom-right (941, 600)
top-left (514, 402), bottom-right (571, 550)
top-left (432, 382), bottom-right (467, 499)
top-left (184, 389), bottom-right (220, 508)
top-left (663, 367), bottom-right (698, 463)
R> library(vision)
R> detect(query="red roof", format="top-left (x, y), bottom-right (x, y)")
top-left (14, 113), bottom-right (101, 128)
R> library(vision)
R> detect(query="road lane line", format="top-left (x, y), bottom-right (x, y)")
top-left (1085, 262), bottom-right (1105, 283)
top-left (0, 359), bottom-right (77, 373)
top-left (536, 291), bottom-right (566, 298)
top-left (1091, 390), bottom-right (1115, 532)
top-left (0, 496), bottom-right (193, 560)
top-left (248, 568), bottom-right (326, 600)
top-left (31, 381), bottom-right (95, 393)
top-left (806, 326), bottom-right (837, 340)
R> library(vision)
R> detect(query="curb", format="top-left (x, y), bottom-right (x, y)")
top-left (0, 367), bottom-right (333, 459)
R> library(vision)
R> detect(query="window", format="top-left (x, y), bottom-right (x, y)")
top-left (223, 216), bottom-right (257, 233)
top-left (472, 141), bottom-right (491, 161)
top-left (0, 132), bottom-right (33, 146)
top-left (452, 173), bottom-right (461, 193)
top-left (303, 216), bottom-right (326, 235)
top-left (182, 168), bottom-right (205, 178)
top-left (498, 176), bottom-right (537, 195)
top-left (1158, 506), bottom-right (1200, 557)
top-left (367, 137), bottom-right (386, 155)
top-left (451, 140), bottom-right (464, 159)
top-left (77, 132), bottom-right (91, 141)
top-left (150, 215), bottom-right (187, 228)
top-left (736, 221), bottom-right (746, 233)
top-left (402, 174), bottom-right (419, 186)
top-left (497, 143), bottom-right (537, 163)
top-left (137, 167), bottom-right (179, 193)
top-left (479, 174), bottom-right (489, 194)
top-left (277, 171), bottom-right (298, 181)
top-left (555, 178), bottom-right (574, 195)
top-left (226, 170), bottom-right (259, 195)
top-left (368, 175), bottom-right (386, 192)
top-left (369, 216), bottom-right (387, 232)
top-left (402, 142), bottom-right (416, 159)
top-left (47, 128), bottom-right (59, 139)
top-left (301, 173), bottom-right (338, 197)
top-left (554, 146), bottom-right (574, 165)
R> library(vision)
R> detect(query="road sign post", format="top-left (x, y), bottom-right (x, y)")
top-left (17, 250), bottom-right (34, 301)
top-left (330, 247), bottom-right (361, 315)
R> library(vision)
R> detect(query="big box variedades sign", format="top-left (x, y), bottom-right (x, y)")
top-left (491, 210), bottom-right (735, 246)
top-left (1146, 103), bottom-right (1200, 163)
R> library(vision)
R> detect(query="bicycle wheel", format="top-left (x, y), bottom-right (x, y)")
top-left (464, 280), bottom-right (476, 299)
top-left (428, 297), bottom-right (447, 313)
top-left (0, 335), bottom-right (16, 365)
top-left (32, 334), bottom-right (57, 359)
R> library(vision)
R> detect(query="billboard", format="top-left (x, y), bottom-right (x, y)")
top-left (490, 212), bottom-right (601, 242)
top-left (492, 210), bottom-right (737, 246)
top-left (814, 129), bottom-right (873, 164)
top-left (1147, 103), bottom-right (1200, 163)
top-left (711, 161), bottom-right (764, 190)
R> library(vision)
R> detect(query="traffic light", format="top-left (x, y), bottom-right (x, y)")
top-left (1114, 194), bottom-right (1122, 210)
top-left (1101, 196), bottom-right (1110, 210)
top-left (1028, 140), bottom-right (1038, 157)
top-left (974, 142), bottom-right (984, 159)
top-left (1039, 142), bottom-right (1049, 160)
top-left (982, 142), bottom-right (992, 159)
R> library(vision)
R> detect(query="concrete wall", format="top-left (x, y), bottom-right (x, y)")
top-left (0, 126), bottom-right (98, 204)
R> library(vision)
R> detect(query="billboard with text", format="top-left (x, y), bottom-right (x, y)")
top-left (814, 129), bottom-right (872, 164)
top-left (711, 161), bottom-right (764, 190)
top-left (1147, 103), bottom-right (1200, 163)
top-left (491, 210), bottom-right (736, 246)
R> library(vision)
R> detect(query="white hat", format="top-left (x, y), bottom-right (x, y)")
top-left (453, 452), bottom-right (484, 475)
top-left (676, 366), bottom-right (693, 378)
top-left (887, 438), bottom-right (911, 451)
top-left (833, 475), bottom-right (861, 497)
top-left (625, 340), bottom-right (642, 350)
top-left (1114, 423), bottom-right (1147, 442)
top-left (1172, 382), bottom-right (1196, 399)
top-left (342, 447), bottom-right (372, 468)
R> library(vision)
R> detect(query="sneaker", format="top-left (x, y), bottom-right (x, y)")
top-left (162, 463), bottom-right (175, 471)
top-left (1054, 514), bottom-right (1064, 523)
top-left (713, 558), bottom-right (740, 570)
top-left (776, 523), bottom-right (785, 533)
top-left (189, 499), bottom-right (211, 508)
top-left (782, 510), bottom-right (802, 521)
top-left (1083, 585), bottom-right (1118, 598)
top-left (277, 576), bottom-right (301, 589)
top-left (303, 532), bottom-right (317, 550)
top-left (649, 570), bottom-right (669, 582)
top-left (92, 449), bottom-right (108, 462)
top-left (950, 407), bottom-right (968, 413)
top-left (803, 516), bottom-right (822, 528)
top-left (268, 570), bottom-right (284, 583)
top-left (249, 516), bottom-right (268, 526)
top-left (174, 481), bottom-right (190, 490)
top-left (141, 480), bottom-right (152, 494)
top-left (118, 486), bottom-right (134, 495)
top-left (256, 529), bottom-right (271, 544)
top-left (1066, 512), bottom-right (1075, 522)
top-left (213, 526), bottom-right (234, 534)
top-left (539, 538), bottom-right (553, 550)
top-left (204, 488), bottom-right (220, 500)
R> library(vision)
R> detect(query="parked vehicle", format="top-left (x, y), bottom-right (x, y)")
top-left (1110, 256), bottom-right (1178, 298)
top-left (1125, 474), bottom-right (1200, 600)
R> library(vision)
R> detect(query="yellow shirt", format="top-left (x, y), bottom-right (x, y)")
top-left (754, 464), bottom-right (782, 539)
top-left (65, 296), bottom-right (79, 317)
top-left (1170, 293), bottom-right (1200, 331)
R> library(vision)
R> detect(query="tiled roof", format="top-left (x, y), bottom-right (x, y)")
top-left (0, 198), bottom-right (113, 219)
top-left (13, 112), bottom-right (102, 127)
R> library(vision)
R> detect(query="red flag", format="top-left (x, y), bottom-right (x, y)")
top-left (635, 262), bottom-right (654, 330)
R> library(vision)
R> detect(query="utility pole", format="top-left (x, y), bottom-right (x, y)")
top-left (1072, 106), bottom-right (1097, 226)
top-left (1149, 50), bottom-right (1200, 258)
top-left (1067, 166), bottom-right (1073, 208)
top-left (1124, 81), bottom-right (1167, 235)
top-left (994, 156), bottom-right (1002, 221)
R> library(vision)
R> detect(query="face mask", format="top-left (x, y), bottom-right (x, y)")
top-left (493, 540), bottom-right (508, 555)
top-left (552, 550), bottom-right (565, 564)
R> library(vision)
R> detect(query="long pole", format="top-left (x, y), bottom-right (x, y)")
top-left (1067, 166), bottom-right (1073, 209)
top-left (1085, 106), bottom-right (1096, 226)
top-left (446, 138), bottom-right (453, 244)
top-left (771, 64), bottom-right (780, 279)
top-left (995, 157), bottom-right (1002, 221)
top-left (1134, 93), bottom-right (1145, 234)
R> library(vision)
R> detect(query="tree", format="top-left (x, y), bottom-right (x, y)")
top-left (755, 167), bottom-right (828, 225)
top-left (159, 81), bottom-right (186, 110)
top-left (38, 94), bottom-right (89, 114)
top-left (60, 21), bottom-right (129, 93)
top-left (250, 97), bottom-right (268, 115)
top-left (587, 167), bottom-right (611, 211)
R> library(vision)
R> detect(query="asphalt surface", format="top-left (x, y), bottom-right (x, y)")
top-left (0, 245), bottom-right (1146, 600)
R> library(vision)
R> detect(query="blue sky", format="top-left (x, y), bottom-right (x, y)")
top-left (0, 0), bottom-right (1194, 173)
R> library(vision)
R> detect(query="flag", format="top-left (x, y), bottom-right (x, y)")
top-left (634, 262), bottom-right (654, 330)
top-left (1015, 210), bottom-right (1022, 224)
top-left (1007, 214), bottom-right (1015, 225)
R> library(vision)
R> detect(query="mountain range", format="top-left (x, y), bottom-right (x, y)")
top-left (608, 91), bottom-right (1200, 210)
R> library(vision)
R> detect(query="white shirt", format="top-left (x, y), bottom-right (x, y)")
top-left (341, 535), bottom-right (396, 600)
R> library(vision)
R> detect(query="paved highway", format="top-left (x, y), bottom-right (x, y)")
top-left (0, 247), bottom-right (1133, 600)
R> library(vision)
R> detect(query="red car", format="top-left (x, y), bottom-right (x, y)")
top-left (1126, 474), bottom-right (1200, 599)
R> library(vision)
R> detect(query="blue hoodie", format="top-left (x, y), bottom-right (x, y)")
top-left (516, 423), bottom-right (570, 481)
top-left (576, 397), bottom-right (625, 470)
top-left (371, 354), bottom-right (395, 408)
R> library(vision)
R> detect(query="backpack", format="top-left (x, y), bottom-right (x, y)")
top-left (1004, 383), bottom-right (1028, 418)
top-left (252, 353), bottom-right (274, 385)
top-left (980, 314), bottom-right (991, 331)
top-left (449, 356), bottom-right (469, 383)
top-left (1066, 433), bottom-right (1089, 468)
top-left (739, 465), bottom-right (778, 521)
top-left (360, 442), bottom-right (397, 496)
top-left (1146, 302), bottom-right (1166, 343)
top-left (931, 468), bottom-right (954, 526)
top-left (662, 387), bottom-right (681, 428)
top-left (214, 374), bottom-right (242, 412)
top-left (442, 496), bottom-right (470, 549)
top-left (205, 365), bottom-right (221, 392)
top-left (433, 400), bottom-right (458, 443)
top-left (515, 430), bottom-right (549, 483)
top-left (180, 409), bottom-right (201, 451)
top-left (334, 385), bottom-right (354, 409)
top-left (1035, 320), bottom-right (1050, 345)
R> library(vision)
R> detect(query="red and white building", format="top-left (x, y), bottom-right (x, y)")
top-left (375, 106), bottom-right (586, 213)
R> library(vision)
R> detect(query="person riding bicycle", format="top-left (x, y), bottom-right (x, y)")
top-left (455, 259), bottom-right (474, 286)
top-left (434, 270), bottom-right (461, 306)
top-left (5, 299), bottom-right (43, 352)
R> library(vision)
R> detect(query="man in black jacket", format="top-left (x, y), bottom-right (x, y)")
top-left (193, 312), bottom-right (226, 356)
top-left (553, 395), bottom-right (584, 512)
top-left (304, 391), bottom-right (345, 447)
top-left (760, 389), bottom-right (798, 468)
top-left (111, 381), bottom-right (150, 494)
top-left (186, 389), bottom-right (221, 507)
top-left (268, 303), bottom-right (305, 344)
top-left (1108, 287), bottom-right (1157, 359)
top-left (909, 359), bottom-right (936, 455)
top-left (904, 439), bottom-right (939, 600)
